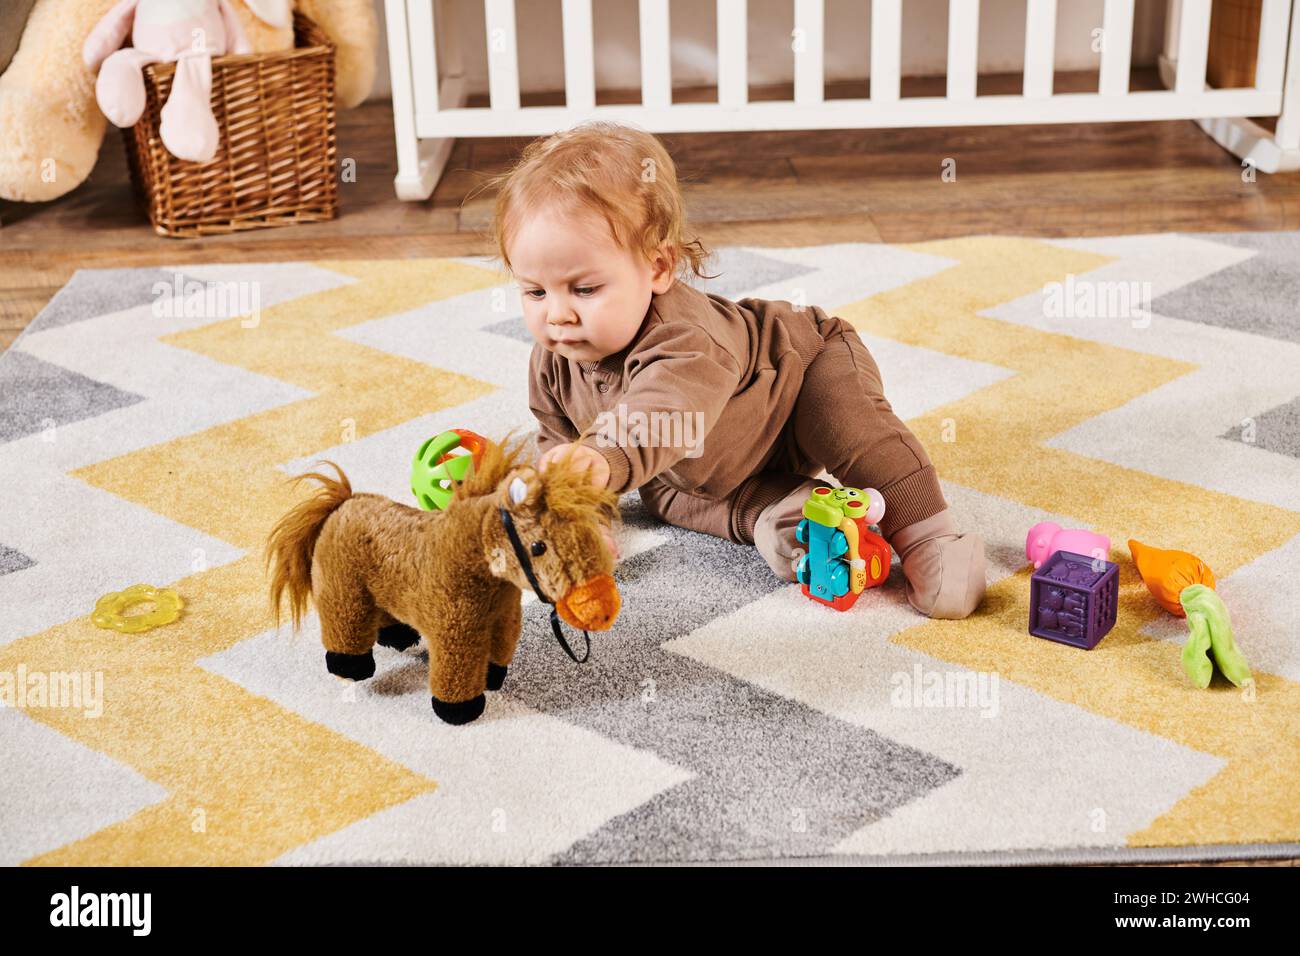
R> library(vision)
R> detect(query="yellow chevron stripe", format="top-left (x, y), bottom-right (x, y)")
top-left (841, 236), bottom-right (1300, 845)
top-left (5, 258), bottom-right (504, 864)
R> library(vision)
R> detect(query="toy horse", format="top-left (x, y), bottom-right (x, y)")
top-left (265, 432), bottom-right (621, 725)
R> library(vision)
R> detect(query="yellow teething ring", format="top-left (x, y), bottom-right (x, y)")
top-left (91, 584), bottom-right (183, 633)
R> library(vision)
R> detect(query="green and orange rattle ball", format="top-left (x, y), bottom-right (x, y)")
top-left (411, 429), bottom-right (489, 511)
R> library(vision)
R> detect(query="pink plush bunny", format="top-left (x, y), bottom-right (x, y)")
top-left (83, 0), bottom-right (291, 163)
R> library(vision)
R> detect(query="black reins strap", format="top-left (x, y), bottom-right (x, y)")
top-left (498, 506), bottom-right (591, 664)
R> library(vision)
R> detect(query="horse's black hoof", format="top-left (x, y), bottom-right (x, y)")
top-left (377, 622), bottom-right (420, 651)
top-left (326, 649), bottom-right (375, 681)
top-left (486, 663), bottom-right (507, 691)
top-left (431, 693), bottom-right (485, 725)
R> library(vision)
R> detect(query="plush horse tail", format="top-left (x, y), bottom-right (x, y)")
top-left (265, 461), bottom-right (353, 632)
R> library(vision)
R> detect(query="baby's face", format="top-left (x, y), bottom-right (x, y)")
top-left (511, 204), bottom-right (673, 364)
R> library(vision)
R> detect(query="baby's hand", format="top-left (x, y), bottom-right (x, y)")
top-left (537, 442), bottom-right (611, 489)
top-left (537, 443), bottom-right (618, 561)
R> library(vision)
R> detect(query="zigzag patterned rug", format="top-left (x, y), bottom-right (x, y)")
top-left (2, 233), bottom-right (1299, 866)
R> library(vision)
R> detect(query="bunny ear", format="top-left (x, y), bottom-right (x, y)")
top-left (84, 0), bottom-right (142, 73)
top-left (243, 0), bottom-right (292, 28)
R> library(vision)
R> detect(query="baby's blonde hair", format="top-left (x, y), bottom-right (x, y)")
top-left (471, 121), bottom-right (718, 283)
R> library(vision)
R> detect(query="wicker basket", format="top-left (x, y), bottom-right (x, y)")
top-left (123, 13), bottom-right (338, 238)
top-left (1207, 0), bottom-right (1262, 90)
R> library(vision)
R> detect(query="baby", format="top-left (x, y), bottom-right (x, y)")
top-left (484, 121), bottom-right (986, 619)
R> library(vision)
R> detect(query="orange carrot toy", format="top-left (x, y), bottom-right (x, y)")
top-left (1128, 539), bottom-right (1252, 690)
top-left (1127, 539), bottom-right (1215, 618)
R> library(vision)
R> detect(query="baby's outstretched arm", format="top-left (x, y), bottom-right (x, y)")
top-left (580, 323), bottom-right (741, 494)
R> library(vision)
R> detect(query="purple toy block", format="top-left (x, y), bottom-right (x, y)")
top-left (1029, 550), bottom-right (1118, 650)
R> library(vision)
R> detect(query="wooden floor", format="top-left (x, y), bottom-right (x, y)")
top-left (1, 74), bottom-right (1297, 867)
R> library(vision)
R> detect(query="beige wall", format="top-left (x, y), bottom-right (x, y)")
top-left (369, 0), bottom-right (1167, 101)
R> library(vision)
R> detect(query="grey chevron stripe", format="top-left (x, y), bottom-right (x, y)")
top-left (27, 268), bottom-right (177, 333)
top-left (0, 543), bottom-right (35, 576)
top-left (1221, 394), bottom-right (1300, 459)
top-left (495, 492), bottom-right (960, 863)
top-left (0, 350), bottom-right (145, 444)
top-left (1152, 231), bottom-right (1300, 345)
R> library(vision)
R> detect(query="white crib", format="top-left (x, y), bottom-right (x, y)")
top-left (384, 0), bottom-right (1300, 200)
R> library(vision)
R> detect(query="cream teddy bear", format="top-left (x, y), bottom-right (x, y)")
top-left (0, 0), bottom-right (377, 202)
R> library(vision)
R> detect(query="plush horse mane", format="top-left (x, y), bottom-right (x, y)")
top-left (457, 428), bottom-right (531, 497)
top-left (456, 428), bottom-right (621, 527)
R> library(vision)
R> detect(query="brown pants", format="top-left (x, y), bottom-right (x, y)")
top-left (638, 316), bottom-right (949, 582)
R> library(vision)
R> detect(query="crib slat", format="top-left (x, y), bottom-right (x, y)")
top-left (1175, 0), bottom-right (1211, 93)
top-left (718, 0), bottom-right (748, 108)
top-left (871, 0), bottom-right (901, 101)
top-left (640, 0), bottom-right (672, 109)
top-left (386, 0), bottom-right (420, 177)
top-left (1279, 0), bottom-right (1300, 149)
top-left (1023, 0), bottom-right (1056, 98)
top-left (485, 0), bottom-right (520, 111)
top-left (562, 0), bottom-right (595, 111)
top-left (947, 0), bottom-right (980, 100)
top-left (794, 0), bottom-right (824, 105)
top-left (406, 1), bottom-right (440, 116)
top-left (1099, 0), bottom-right (1134, 96)
top-left (1254, 0), bottom-right (1289, 92)
top-left (1268, 0), bottom-right (1300, 148)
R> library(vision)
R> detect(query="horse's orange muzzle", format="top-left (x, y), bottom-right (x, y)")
top-left (556, 574), bottom-right (620, 631)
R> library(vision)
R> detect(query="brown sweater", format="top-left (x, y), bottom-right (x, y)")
top-left (528, 278), bottom-right (830, 499)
